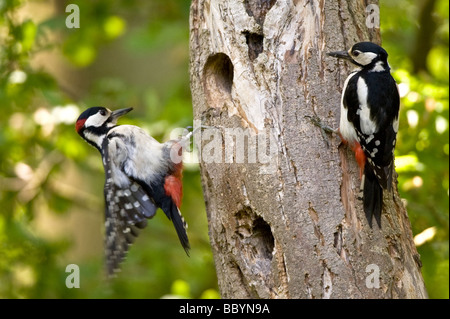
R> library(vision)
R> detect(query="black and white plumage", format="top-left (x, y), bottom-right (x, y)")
top-left (76, 107), bottom-right (190, 276)
top-left (328, 42), bottom-right (400, 227)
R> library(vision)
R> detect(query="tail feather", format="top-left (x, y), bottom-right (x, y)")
top-left (384, 161), bottom-right (394, 192)
top-left (363, 165), bottom-right (383, 228)
top-left (173, 205), bottom-right (190, 256)
top-left (163, 201), bottom-right (190, 256)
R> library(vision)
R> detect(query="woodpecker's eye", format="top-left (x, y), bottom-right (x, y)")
top-left (353, 51), bottom-right (360, 57)
top-left (100, 109), bottom-right (107, 116)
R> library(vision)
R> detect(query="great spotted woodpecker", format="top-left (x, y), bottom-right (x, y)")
top-left (76, 107), bottom-right (190, 275)
top-left (314, 42), bottom-right (400, 227)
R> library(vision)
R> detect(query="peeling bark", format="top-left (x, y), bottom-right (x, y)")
top-left (189, 0), bottom-right (427, 299)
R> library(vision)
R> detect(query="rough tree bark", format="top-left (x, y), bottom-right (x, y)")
top-left (189, 0), bottom-right (428, 298)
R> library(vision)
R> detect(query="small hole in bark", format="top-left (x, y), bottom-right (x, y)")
top-left (253, 216), bottom-right (274, 260)
top-left (243, 31), bottom-right (264, 61)
top-left (235, 207), bottom-right (274, 261)
top-left (333, 225), bottom-right (343, 255)
top-left (203, 53), bottom-right (234, 108)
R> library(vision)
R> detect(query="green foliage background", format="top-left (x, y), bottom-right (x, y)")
top-left (0, 0), bottom-right (448, 298)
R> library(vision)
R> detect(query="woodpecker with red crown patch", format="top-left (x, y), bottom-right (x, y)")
top-left (76, 106), bottom-right (190, 276)
top-left (311, 42), bottom-right (400, 228)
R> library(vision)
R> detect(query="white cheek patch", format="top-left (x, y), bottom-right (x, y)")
top-left (356, 77), bottom-right (378, 135)
top-left (354, 52), bottom-right (377, 66)
top-left (85, 113), bottom-right (108, 127)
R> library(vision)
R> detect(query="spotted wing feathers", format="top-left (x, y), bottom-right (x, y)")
top-left (102, 138), bottom-right (157, 276)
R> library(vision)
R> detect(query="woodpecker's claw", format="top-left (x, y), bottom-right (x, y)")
top-left (306, 115), bottom-right (337, 134)
top-left (305, 115), bottom-right (338, 148)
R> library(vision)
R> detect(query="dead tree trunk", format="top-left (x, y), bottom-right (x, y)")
top-left (189, 0), bottom-right (427, 299)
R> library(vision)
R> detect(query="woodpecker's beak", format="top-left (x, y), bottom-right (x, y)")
top-left (110, 107), bottom-right (133, 121)
top-left (327, 50), bottom-right (353, 61)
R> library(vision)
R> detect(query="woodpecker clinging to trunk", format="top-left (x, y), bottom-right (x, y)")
top-left (312, 42), bottom-right (400, 227)
top-left (76, 106), bottom-right (190, 276)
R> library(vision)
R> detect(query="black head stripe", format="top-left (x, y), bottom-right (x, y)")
top-left (76, 106), bottom-right (108, 122)
top-left (352, 42), bottom-right (387, 56)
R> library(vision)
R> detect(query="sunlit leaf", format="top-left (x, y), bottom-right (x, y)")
top-left (395, 154), bottom-right (425, 172)
top-left (200, 288), bottom-right (221, 299)
top-left (435, 116), bottom-right (449, 134)
top-left (21, 20), bottom-right (37, 52)
top-left (170, 279), bottom-right (191, 298)
top-left (66, 45), bottom-right (97, 67)
top-left (103, 15), bottom-right (126, 39)
top-left (428, 46), bottom-right (450, 81)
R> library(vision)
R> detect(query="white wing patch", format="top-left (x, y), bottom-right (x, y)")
top-left (356, 77), bottom-right (378, 135)
top-left (393, 116), bottom-right (399, 133)
top-left (339, 71), bottom-right (359, 143)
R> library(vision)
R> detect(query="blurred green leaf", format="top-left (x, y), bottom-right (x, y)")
top-left (103, 15), bottom-right (126, 39)
top-left (171, 279), bottom-right (191, 298)
top-left (427, 46), bottom-right (450, 81)
top-left (64, 44), bottom-right (97, 67)
top-left (200, 288), bottom-right (221, 299)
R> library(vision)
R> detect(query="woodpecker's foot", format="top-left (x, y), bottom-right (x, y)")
top-left (305, 115), bottom-right (338, 148)
top-left (306, 115), bottom-right (338, 134)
